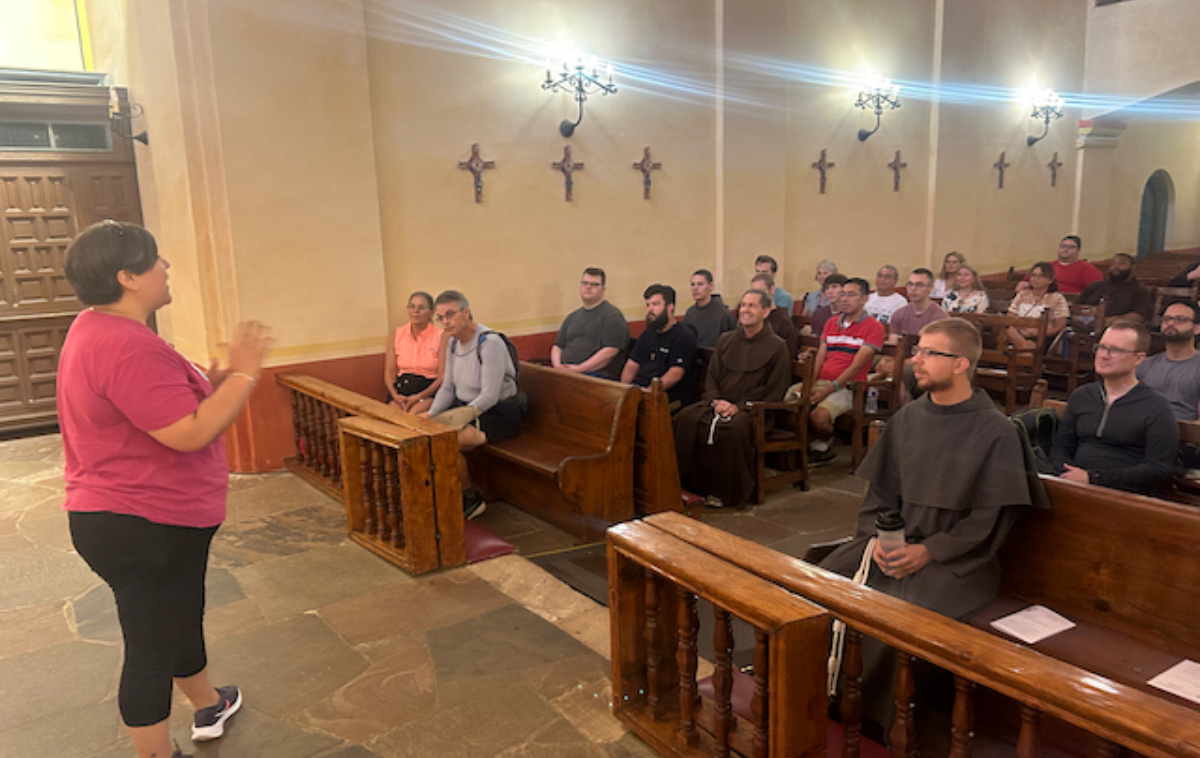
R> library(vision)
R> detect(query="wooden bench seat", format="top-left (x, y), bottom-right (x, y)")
top-left (470, 361), bottom-right (640, 541)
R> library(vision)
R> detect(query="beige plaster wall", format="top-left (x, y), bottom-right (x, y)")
top-left (782, 0), bottom-right (937, 290)
top-left (930, 0), bottom-right (1087, 275)
top-left (204, 0), bottom-right (388, 362)
top-left (1102, 120), bottom-right (1200, 256)
top-left (1085, 0), bottom-right (1200, 104)
top-left (366, 0), bottom-right (718, 335)
top-left (0, 0), bottom-right (84, 72)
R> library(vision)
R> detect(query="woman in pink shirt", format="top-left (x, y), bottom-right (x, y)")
top-left (58, 221), bottom-right (271, 758)
top-left (384, 291), bottom-right (448, 414)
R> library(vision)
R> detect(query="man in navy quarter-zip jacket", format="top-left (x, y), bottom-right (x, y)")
top-left (1050, 321), bottom-right (1178, 495)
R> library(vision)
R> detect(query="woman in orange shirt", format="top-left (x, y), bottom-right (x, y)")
top-left (385, 291), bottom-right (449, 414)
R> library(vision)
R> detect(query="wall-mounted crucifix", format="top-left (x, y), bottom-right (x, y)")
top-left (811, 149), bottom-right (835, 194)
top-left (552, 146), bottom-right (584, 201)
top-left (888, 150), bottom-right (908, 192)
top-left (994, 151), bottom-right (1011, 189)
top-left (457, 143), bottom-right (495, 203)
top-left (632, 147), bottom-right (662, 200)
top-left (1047, 152), bottom-right (1063, 188)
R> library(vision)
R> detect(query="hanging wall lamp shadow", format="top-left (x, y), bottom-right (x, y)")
top-left (1026, 88), bottom-right (1064, 147)
top-left (855, 76), bottom-right (900, 141)
top-left (542, 54), bottom-right (616, 137)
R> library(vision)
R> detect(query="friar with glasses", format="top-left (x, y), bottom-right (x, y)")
top-left (551, 267), bottom-right (630, 379)
top-left (821, 317), bottom-right (1046, 725)
top-left (1052, 321), bottom-right (1178, 495)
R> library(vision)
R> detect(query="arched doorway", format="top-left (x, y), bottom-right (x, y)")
top-left (1137, 170), bottom-right (1173, 258)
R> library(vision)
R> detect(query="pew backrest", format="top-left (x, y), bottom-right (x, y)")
top-left (999, 476), bottom-right (1200, 658)
top-left (515, 361), bottom-right (636, 453)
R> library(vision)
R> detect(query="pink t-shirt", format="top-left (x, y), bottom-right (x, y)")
top-left (58, 310), bottom-right (228, 528)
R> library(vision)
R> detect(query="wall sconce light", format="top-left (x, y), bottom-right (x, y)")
top-left (108, 87), bottom-right (148, 145)
top-left (855, 76), bottom-right (901, 141)
top-left (542, 54), bottom-right (617, 137)
top-left (1025, 88), bottom-right (1064, 147)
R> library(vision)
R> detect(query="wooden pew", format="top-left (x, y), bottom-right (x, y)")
top-left (963, 477), bottom-right (1200, 692)
top-left (960, 311), bottom-right (1050, 413)
top-left (633, 378), bottom-right (691, 517)
top-left (275, 374), bottom-right (466, 572)
top-left (627, 511), bottom-right (1200, 758)
top-left (469, 362), bottom-right (640, 542)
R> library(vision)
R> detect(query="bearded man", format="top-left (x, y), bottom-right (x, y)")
top-left (621, 284), bottom-right (698, 408)
top-left (820, 317), bottom-right (1047, 722)
top-left (1077, 253), bottom-right (1153, 323)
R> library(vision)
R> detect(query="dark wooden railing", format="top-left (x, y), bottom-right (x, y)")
top-left (609, 519), bottom-right (831, 758)
top-left (276, 374), bottom-right (465, 573)
top-left (613, 513), bottom-right (1200, 758)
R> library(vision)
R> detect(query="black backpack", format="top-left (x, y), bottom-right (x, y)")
top-left (462, 330), bottom-right (520, 381)
top-left (1012, 406), bottom-right (1058, 475)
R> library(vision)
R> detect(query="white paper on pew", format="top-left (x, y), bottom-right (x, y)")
top-left (990, 605), bottom-right (1076, 644)
top-left (1148, 660), bottom-right (1200, 705)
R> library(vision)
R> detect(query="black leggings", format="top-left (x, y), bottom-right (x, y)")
top-left (69, 511), bottom-right (218, 727)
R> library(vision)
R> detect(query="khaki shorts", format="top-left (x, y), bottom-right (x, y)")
top-left (813, 380), bottom-right (853, 420)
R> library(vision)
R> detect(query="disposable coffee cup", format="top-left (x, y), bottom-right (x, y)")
top-left (875, 512), bottom-right (905, 555)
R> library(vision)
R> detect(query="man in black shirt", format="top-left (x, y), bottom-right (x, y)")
top-left (622, 284), bottom-right (697, 408)
top-left (1051, 321), bottom-right (1178, 495)
top-left (1077, 254), bottom-right (1153, 323)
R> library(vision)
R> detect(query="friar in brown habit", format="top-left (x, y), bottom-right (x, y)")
top-left (674, 288), bottom-right (792, 507)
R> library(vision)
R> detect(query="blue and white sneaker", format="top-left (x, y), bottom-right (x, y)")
top-left (191, 685), bottom-right (242, 742)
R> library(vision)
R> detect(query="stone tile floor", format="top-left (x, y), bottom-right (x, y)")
top-left (0, 432), bottom-right (862, 758)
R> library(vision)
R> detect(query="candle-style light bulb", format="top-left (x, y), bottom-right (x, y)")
top-left (606, 62), bottom-right (614, 83)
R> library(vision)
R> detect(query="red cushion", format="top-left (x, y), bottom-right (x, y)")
top-left (698, 672), bottom-right (888, 758)
top-left (463, 521), bottom-right (517, 564)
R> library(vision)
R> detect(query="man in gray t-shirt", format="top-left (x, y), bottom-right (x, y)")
top-left (552, 267), bottom-right (630, 379)
top-left (1137, 301), bottom-right (1200, 421)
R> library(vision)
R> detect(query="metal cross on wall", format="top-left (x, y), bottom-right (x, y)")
top-left (994, 151), bottom-right (1011, 189)
top-left (552, 146), bottom-right (585, 201)
top-left (458, 143), bottom-right (495, 203)
top-left (888, 150), bottom-right (908, 192)
top-left (1047, 152), bottom-right (1064, 188)
top-left (632, 147), bottom-right (662, 199)
top-left (811, 149), bottom-right (835, 194)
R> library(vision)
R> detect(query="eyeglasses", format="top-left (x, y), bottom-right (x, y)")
top-left (434, 309), bottom-right (460, 324)
top-left (1095, 343), bottom-right (1140, 357)
top-left (580, 281), bottom-right (604, 288)
top-left (1162, 316), bottom-right (1195, 324)
top-left (912, 346), bottom-right (961, 360)
top-left (905, 281), bottom-right (930, 289)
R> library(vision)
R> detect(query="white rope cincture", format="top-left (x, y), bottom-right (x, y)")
top-left (827, 537), bottom-right (876, 696)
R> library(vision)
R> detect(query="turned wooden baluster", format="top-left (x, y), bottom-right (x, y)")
top-left (328, 406), bottom-right (342, 482)
top-left (1095, 739), bottom-right (1121, 758)
top-left (840, 628), bottom-right (864, 758)
top-left (890, 653), bottom-right (917, 758)
top-left (290, 391), bottom-right (304, 463)
top-left (676, 587), bottom-right (699, 746)
top-left (1017, 705), bottom-right (1042, 758)
top-left (371, 444), bottom-right (388, 543)
top-left (384, 447), bottom-right (401, 548)
top-left (751, 629), bottom-right (770, 758)
top-left (713, 607), bottom-right (734, 758)
top-left (644, 569), bottom-right (663, 719)
top-left (300, 395), bottom-right (317, 472)
top-left (324, 405), bottom-right (338, 477)
top-left (949, 675), bottom-right (974, 758)
top-left (357, 438), bottom-right (375, 535)
top-left (310, 398), bottom-right (329, 477)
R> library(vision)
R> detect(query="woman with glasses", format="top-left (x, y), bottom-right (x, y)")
top-left (931, 251), bottom-right (965, 300)
top-left (942, 263), bottom-right (990, 314)
top-left (1006, 261), bottom-right (1069, 350)
top-left (384, 291), bottom-right (449, 414)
